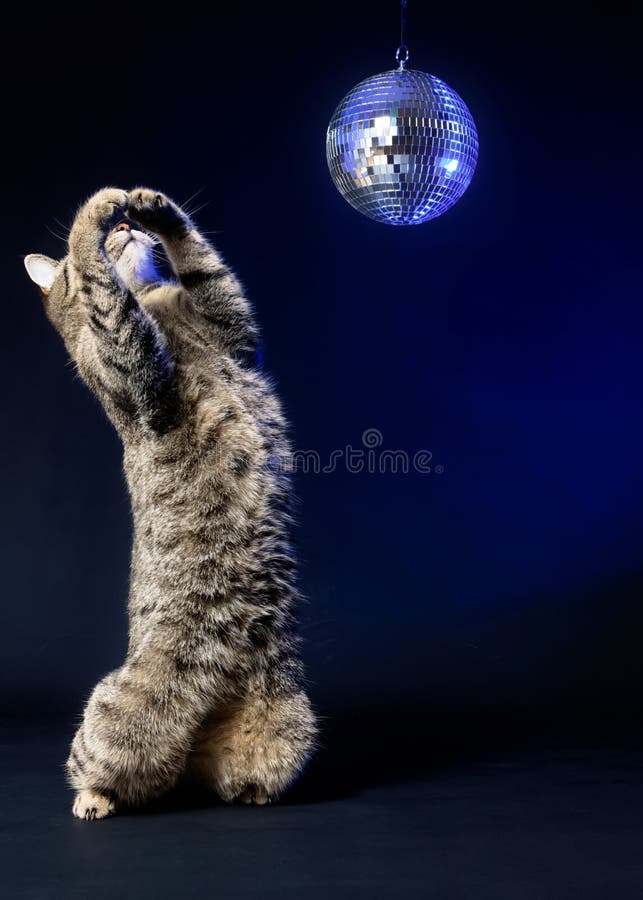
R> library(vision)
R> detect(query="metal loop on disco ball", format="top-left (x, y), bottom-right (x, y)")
top-left (395, 45), bottom-right (410, 68)
top-left (326, 68), bottom-right (479, 226)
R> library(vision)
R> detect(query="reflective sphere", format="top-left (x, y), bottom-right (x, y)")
top-left (326, 68), bottom-right (478, 225)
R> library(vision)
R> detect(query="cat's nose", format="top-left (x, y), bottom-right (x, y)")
top-left (114, 222), bottom-right (131, 233)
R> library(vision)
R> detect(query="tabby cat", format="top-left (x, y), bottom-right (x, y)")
top-left (25, 187), bottom-right (316, 819)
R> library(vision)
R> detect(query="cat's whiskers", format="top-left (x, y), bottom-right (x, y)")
top-left (46, 225), bottom-right (69, 243)
top-left (182, 201), bottom-right (209, 219)
top-left (53, 217), bottom-right (71, 235)
top-left (180, 186), bottom-right (206, 211)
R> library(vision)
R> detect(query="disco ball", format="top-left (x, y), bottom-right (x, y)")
top-left (326, 68), bottom-right (478, 225)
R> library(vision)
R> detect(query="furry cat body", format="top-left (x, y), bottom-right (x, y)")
top-left (25, 188), bottom-right (316, 818)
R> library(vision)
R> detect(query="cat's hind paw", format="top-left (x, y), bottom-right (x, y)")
top-left (72, 789), bottom-right (116, 821)
top-left (238, 785), bottom-right (272, 806)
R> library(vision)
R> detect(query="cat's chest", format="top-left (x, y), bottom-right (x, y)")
top-left (144, 289), bottom-right (212, 356)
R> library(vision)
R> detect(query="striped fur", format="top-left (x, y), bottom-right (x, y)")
top-left (26, 188), bottom-right (316, 819)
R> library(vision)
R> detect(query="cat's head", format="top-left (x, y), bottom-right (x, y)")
top-left (24, 223), bottom-right (159, 334)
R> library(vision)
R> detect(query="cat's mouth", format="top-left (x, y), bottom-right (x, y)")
top-left (113, 237), bottom-right (132, 260)
top-left (108, 224), bottom-right (143, 262)
top-left (112, 222), bottom-right (132, 254)
top-left (108, 225), bottom-right (159, 290)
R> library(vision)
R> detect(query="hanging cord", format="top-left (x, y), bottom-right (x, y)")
top-left (396, 1), bottom-right (409, 69)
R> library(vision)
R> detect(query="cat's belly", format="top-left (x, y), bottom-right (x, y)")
top-left (121, 391), bottom-right (292, 658)
top-left (124, 483), bottom-right (287, 675)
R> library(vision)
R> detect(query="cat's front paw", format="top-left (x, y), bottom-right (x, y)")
top-left (82, 188), bottom-right (129, 230)
top-left (72, 789), bottom-right (117, 821)
top-left (128, 188), bottom-right (186, 236)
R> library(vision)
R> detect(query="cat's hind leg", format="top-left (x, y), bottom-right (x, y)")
top-left (186, 686), bottom-right (317, 804)
top-left (67, 650), bottom-right (209, 819)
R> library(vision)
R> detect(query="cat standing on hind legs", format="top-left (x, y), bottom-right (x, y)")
top-left (25, 187), bottom-right (317, 819)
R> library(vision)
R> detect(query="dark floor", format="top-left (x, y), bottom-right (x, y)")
top-left (2, 714), bottom-right (643, 900)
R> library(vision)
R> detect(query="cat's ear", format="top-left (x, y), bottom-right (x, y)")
top-left (24, 254), bottom-right (59, 294)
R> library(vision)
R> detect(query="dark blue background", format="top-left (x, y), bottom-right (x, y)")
top-left (2, 3), bottom-right (642, 740)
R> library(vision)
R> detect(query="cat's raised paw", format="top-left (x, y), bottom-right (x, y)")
top-left (127, 188), bottom-right (185, 236)
top-left (72, 789), bottom-right (116, 821)
top-left (83, 188), bottom-right (129, 229)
